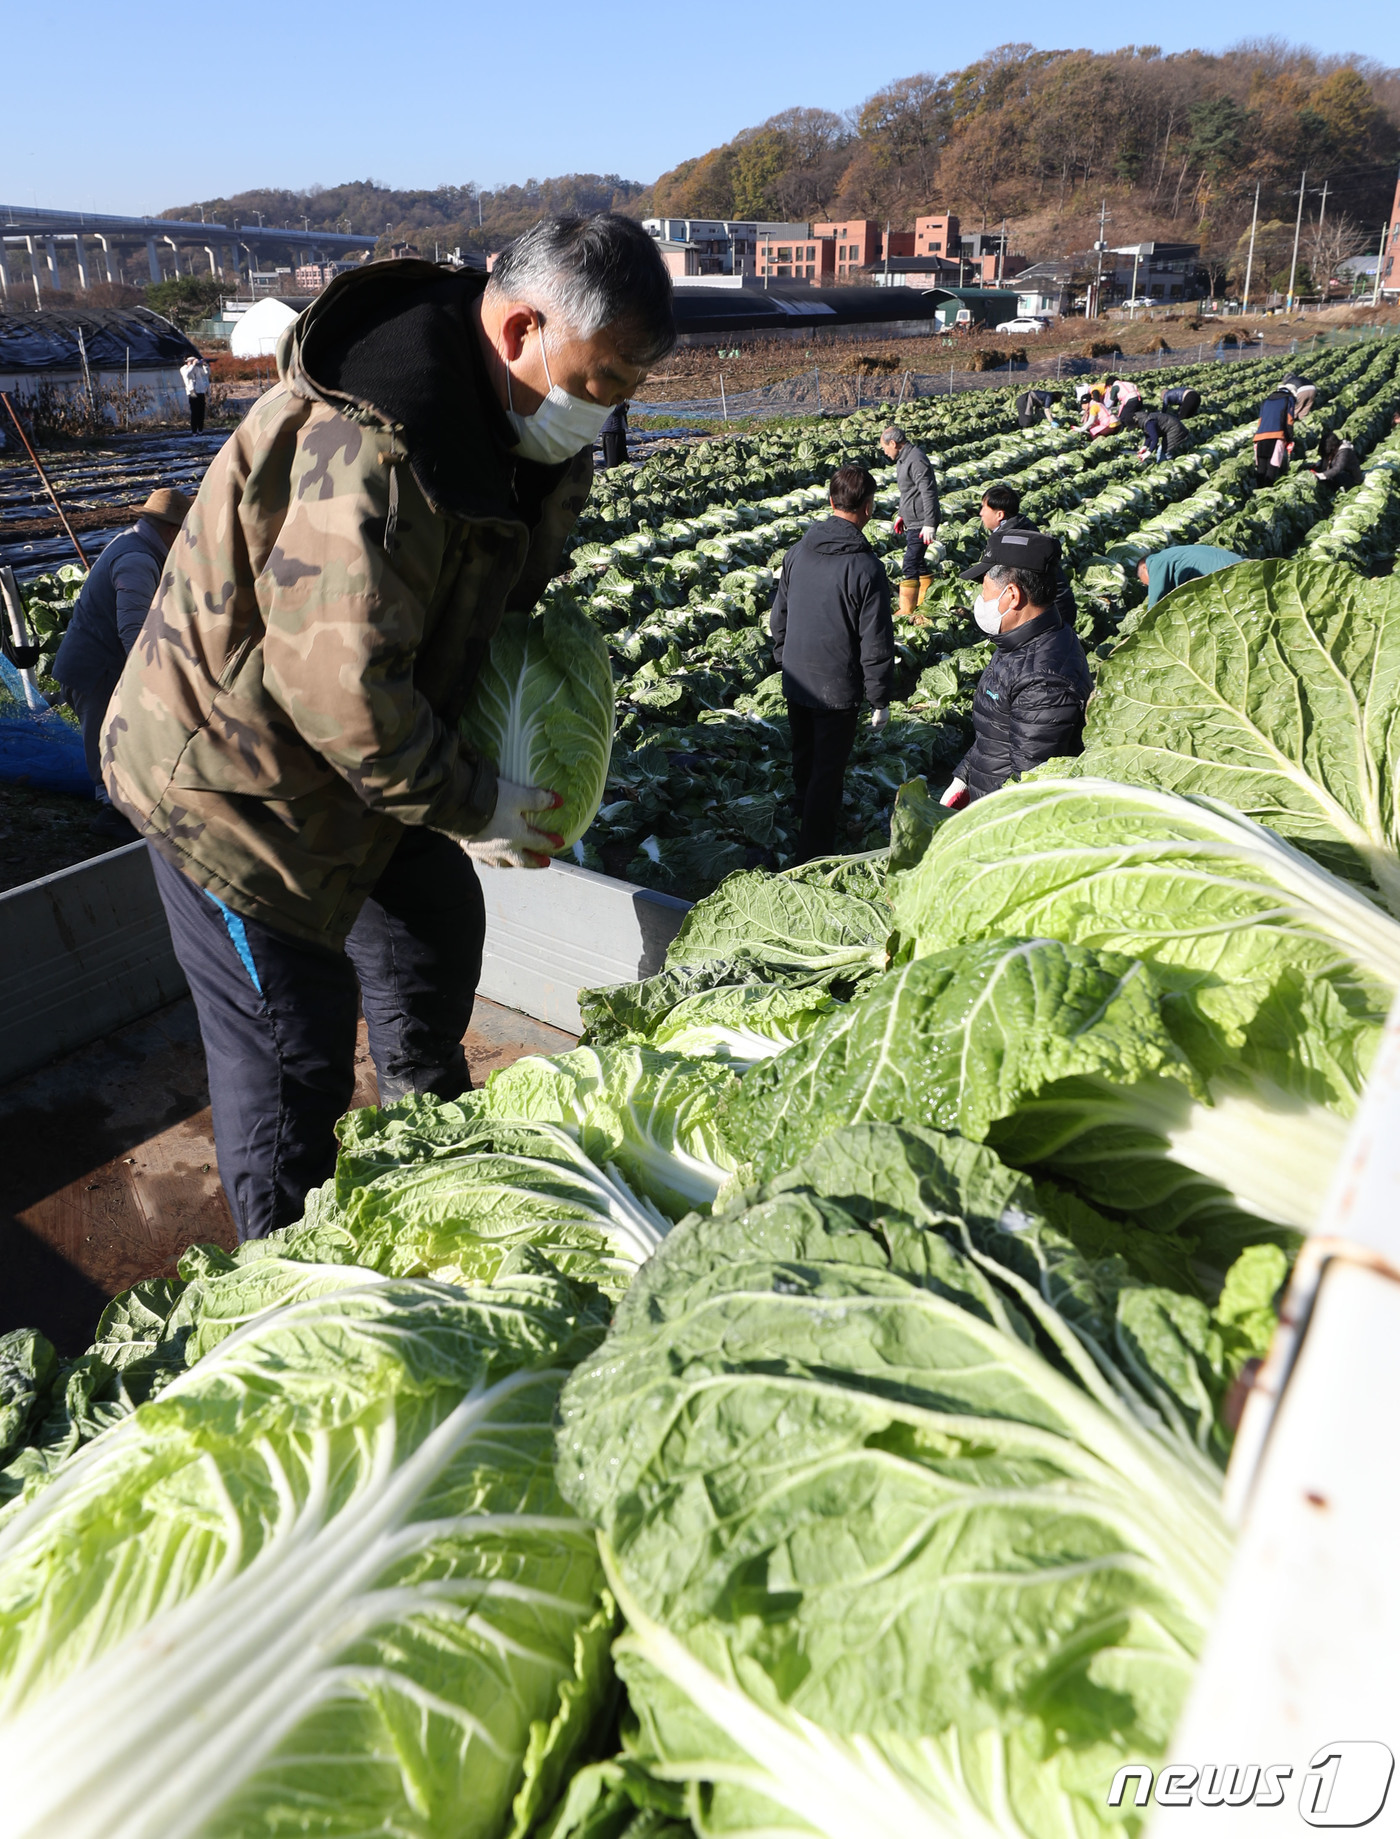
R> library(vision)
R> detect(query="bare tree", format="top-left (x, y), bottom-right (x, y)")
top-left (1304, 211), bottom-right (1368, 294)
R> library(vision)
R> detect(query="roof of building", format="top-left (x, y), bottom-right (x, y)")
top-left (0, 306), bottom-right (198, 372)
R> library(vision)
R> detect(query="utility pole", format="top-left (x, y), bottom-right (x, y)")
top-left (884, 218), bottom-right (891, 284)
top-left (1091, 199), bottom-right (1110, 320)
top-left (1286, 169), bottom-right (1307, 313)
top-left (1241, 182), bottom-right (1260, 315)
top-left (997, 216), bottom-right (1006, 287)
top-left (1371, 215), bottom-right (1391, 308)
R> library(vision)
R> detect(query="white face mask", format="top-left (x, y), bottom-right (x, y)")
top-left (504, 327), bottom-right (614, 464)
top-left (974, 583), bottom-right (1011, 636)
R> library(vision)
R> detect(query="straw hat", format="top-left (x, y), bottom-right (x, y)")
top-left (142, 488), bottom-right (193, 526)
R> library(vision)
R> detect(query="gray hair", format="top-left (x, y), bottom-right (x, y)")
top-left (486, 214), bottom-right (675, 364)
top-left (882, 425), bottom-right (906, 446)
top-left (986, 561), bottom-right (1054, 607)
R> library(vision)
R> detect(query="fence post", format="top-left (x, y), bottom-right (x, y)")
top-left (814, 366), bottom-right (821, 412)
top-left (719, 374), bottom-right (727, 423)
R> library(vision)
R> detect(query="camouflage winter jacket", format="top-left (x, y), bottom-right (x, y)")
top-left (104, 261), bottom-right (592, 946)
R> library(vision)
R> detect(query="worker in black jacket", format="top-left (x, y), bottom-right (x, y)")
top-left (1310, 429), bottom-right (1363, 491)
top-left (1139, 407), bottom-right (1191, 463)
top-left (600, 400), bottom-right (629, 469)
top-left (976, 484), bottom-right (1077, 630)
top-left (941, 526), bottom-right (1092, 807)
top-left (770, 464), bottom-right (894, 862)
top-left (1162, 385), bottom-right (1201, 418)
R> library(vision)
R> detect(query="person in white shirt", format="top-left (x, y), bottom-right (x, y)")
top-left (180, 354), bottom-right (211, 433)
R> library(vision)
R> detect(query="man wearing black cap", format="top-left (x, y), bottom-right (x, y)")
top-left (940, 526), bottom-right (1092, 809)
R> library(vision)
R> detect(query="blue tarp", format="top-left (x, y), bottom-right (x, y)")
top-left (0, 656), bottom-right (92, 796)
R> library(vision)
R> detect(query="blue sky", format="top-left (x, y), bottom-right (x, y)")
top-left (5, 0), bottom-right (1397, 215)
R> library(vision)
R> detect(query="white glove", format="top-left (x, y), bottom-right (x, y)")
top-left (870, 706), bottom-right (889, 731)
top-left (463, 778), bottom-right (562, 868)
top-left (919, 525), bottom-right (938, 545)
top-left (940, 777), bottom-right (969, 810)
top-left (925, 538), bottom-right (946, 565)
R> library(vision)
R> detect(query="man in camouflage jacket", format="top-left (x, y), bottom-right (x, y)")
top-left (105, 215), bottom-right (674, 1239)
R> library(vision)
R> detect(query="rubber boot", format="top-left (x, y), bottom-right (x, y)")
top-left (898, 579), bottom-right (919, 618)
top-left (916, 575), bottom-right (934, 607)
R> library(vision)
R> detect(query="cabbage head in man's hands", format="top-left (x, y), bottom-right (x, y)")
top-left (460, 600), bottom-right (615, 853)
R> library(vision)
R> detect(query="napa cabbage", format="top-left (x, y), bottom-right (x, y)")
top-left (557, 1125), bottom-right (1237, 1839)
top-left (0, 1270), bottom-right (615, 1839)
top-left (460, 600), bottom-right (616, 849)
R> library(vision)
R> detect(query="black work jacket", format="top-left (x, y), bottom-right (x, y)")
top-left (771, 517), bottom-right (894, 711)
top-left (957, 605), bottom-right (1092, 800)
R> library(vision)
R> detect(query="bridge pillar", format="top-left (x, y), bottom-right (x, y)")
top-left (0, 242), bottom-right (10, 299)
top-left (95, 235), bottom-right (115, 283)
top-left (203, 243), bottom-right (219, 276)
top-left (25, 236), bottom-right (42, 304)
top-left (45, 237), bottom-right (60, 287)
top-left (73, 235), bottom-right (89, 289)
top-left (146, 235), bottom-right (161, 282)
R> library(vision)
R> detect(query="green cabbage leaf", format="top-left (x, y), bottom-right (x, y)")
top-left (722, 936), bottom-right (1341, 1257)
top-left (1059, 558), bottom-right (1400, 907)
top-left (557, 1126), bottom-right (1235, 1839)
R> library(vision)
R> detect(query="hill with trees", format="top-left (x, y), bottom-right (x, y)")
top-left (160, 41), bottom-right (1400, 294)
top-left (646, 42), bottom-right (1400, 291)
top-left (158, 174), bottom-right (646, 260)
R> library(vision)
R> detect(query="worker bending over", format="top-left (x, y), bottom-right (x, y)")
top-left (1136, 544), bottom-right (1243, 608)
top-left (879, 424), bottom-right (940, 612)
top-left (1310, 429), bottom-right (1362, 491)
top-left (53, 487), bottom-right (192, 838)
top-left (1254, 385), bottom-right (1300, 486)
top-left (104, 214), bottom-right (674, 1240)
top-left (1138, 406), bottom-right (1191, 464)
top-left (941, 527), bottom-right (1090, 808)
top-left (770, 464), bottom-right (894, 863)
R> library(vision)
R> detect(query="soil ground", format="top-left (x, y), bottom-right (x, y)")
top-left (0, 995), bottom-right (577, 1354)
top-left (0, 785), bottom-right (127, 894)
top-left (634, 300), bottom-right (1400, 404)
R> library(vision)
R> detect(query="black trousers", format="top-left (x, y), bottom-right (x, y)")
top-left (901, 532), bottom-right (928, 580)
top-left (601, 432), bottom-right (628, 469)
top-left (1255, 444), bottom-right (1288, 487)
top-left (788, 701), bottom-right (859, 865)
top-left (189, 393), bottom-right (206, 433)
top-left (150, 827), bottom-right (486, 1240)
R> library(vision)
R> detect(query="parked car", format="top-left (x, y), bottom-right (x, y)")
top-left (997, 316), bottom-right (1051, 334)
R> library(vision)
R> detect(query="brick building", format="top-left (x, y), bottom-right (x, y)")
top-left (913, 215), bottom-right (961, 259)
top-left (809, 221), bottom-right (880, 276)
top-left (1380, 170), bottom-right (1400, 297)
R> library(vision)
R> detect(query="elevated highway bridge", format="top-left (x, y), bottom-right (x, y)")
top-left (0, 204), bottom-right (376, 297)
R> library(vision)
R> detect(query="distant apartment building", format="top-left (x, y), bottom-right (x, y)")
top-left (913, 215), bottom-right (960, 258)
top-left (294, 260), bottom-right (360, 293)
top-left (1104, 242), bottom-right (1209, 302)
top-left (642, 218), bottom-right (811, 277)
top-left (754, 231), bottom-right (833, 282)
top-left (812, 221), bottom-right (888, 276)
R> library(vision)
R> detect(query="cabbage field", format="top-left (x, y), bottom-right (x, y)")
top-left (537, 335), bottom-right (1400, 896)
top-left (2, 339), bottom-right (1398, 1838)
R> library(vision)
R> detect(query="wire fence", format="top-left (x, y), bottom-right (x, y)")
top-left (630, 324), bottom-right (1395, 425)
